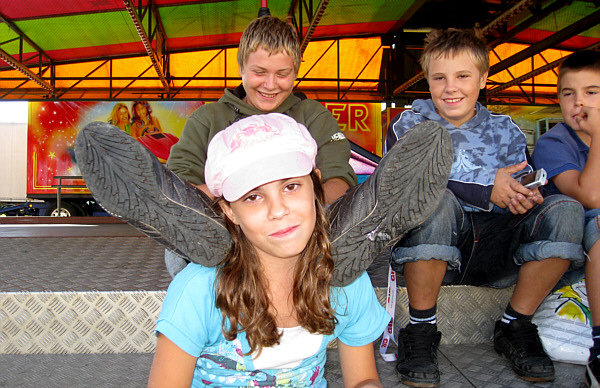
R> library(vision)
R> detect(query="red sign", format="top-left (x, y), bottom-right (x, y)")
top-left (322, 102), bottom-right (382, 156)
top-left (26, 101), bottom-right (204, 195)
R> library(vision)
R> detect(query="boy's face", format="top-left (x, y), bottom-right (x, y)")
top-left (558, 69), bottom-right (600, 131)
top-left (426, 51), bottom-right (487, 128)
top-left (239, 47), bottom-right (297, 112)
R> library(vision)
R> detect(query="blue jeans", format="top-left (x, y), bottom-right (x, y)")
top-left (558, 207), bottom-right (600, 288)
top-left (584, 208), bottom-right (600, 252)
top-left (164, 249), bottom-right (189, 278)
top-left (391, 190), bottom-right (585, 288)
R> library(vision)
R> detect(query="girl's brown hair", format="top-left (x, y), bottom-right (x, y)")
top-left (214, 170), bottom-right (336, 355)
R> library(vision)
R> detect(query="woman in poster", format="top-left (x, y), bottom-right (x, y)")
top-left (107, 103), bottom-right (132, 135)
top-left (131, 101), bottom-right (163, 138)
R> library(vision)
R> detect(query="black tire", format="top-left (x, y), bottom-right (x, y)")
top-left (47, 201), bottom-right (81, 217)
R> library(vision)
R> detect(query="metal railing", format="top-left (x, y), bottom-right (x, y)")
top-left (51, 175), bottom-right (87, 216)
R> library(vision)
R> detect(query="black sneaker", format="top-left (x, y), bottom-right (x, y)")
top-left (396, 323), bottom-right (442, 387)
top-left (74, 122), bottom-right (231, 266)
top-left (586, 354), bottom-right (600, 388)
top-left (493, 319), bottom-right (554, 382)
top-left (329, 120), bottom-right (452, 286)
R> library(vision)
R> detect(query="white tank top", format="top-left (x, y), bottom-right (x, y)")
top-left (252, 326), bottom-right (323, 369)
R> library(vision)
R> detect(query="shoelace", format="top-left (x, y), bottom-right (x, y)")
top-left (403, 328), bottom-right (437, 362)
top-left (510, 322), bottom-right (545, 356)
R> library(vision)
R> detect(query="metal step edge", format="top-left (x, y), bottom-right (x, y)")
top-left (0, 285), bottom-right (514, 355)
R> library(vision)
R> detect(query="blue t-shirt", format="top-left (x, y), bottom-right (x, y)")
top-left (532, 122), bottom-right (589, 198)
top-left (155, 264), bottom-right (390, 387)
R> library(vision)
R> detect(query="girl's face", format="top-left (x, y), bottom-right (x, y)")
top-left (118, 107), bottom-right (129, 124)
top-left (220, 175), bottom-right (316, 265)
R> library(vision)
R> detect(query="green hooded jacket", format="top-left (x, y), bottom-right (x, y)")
top-left (167, 86), bottom-right (357, 187)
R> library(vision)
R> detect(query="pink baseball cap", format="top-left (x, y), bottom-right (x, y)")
top-left (205, 113), bottom-right (318, 201)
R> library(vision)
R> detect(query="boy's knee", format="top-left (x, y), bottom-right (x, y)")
top-left (584, 215), bottom-right (600, 252)
top-left (543, 194), bottom-right (584, 216)
top-left (411, 190), bottom-right (462, 234)
top-left (541, 195), bottom-right (584, 236)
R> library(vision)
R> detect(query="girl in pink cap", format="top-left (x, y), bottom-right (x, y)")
top-left (148, 113), bottom-right (390, 388)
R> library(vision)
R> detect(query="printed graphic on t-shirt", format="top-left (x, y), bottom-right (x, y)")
top-left (194, 337), bottom-right (324, 387)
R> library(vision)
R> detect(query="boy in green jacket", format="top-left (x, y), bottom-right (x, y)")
top-left (75, 15), bottom-right (453, 287)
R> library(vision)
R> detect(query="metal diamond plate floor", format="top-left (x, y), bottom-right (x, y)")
top-left (0, 220), bottom-right (588, 387)
top-left (0, 345), bottom-right (586, 388)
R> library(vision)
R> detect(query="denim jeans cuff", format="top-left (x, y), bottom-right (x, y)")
top-left (514, 240), bottom-right (585, 269)
top-left (584, 218), bottom-right (600, 252)
top-left (390, 244), bottom-right (461, 273)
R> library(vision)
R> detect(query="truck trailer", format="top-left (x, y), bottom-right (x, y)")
top-left (1, 100), bottom-right (383, 217)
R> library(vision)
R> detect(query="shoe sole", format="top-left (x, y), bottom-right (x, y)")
top-left (330, 120), bottom-right (453, 286)
top-left (74, 122), bottom-right (231, 266)
top-left (396, 370), bottom-right (440, 388)
top-left (494, 343), bottom-right (555, 382)
top-left (515, 374), bottom-right (555, 383)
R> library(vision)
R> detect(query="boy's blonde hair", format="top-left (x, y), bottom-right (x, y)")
top-left (237, 16), bottom-right (301, 74)
top-left (557, 50), bottom-right (600, 92)
top-left (420, 28), bottom-right (489, 78)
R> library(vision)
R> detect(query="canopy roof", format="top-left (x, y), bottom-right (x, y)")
top-left (1, 0), bottom-right (599, 104)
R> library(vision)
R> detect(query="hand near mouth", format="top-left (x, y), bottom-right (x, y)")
top-left (575, 105), bottom-right (600, 137)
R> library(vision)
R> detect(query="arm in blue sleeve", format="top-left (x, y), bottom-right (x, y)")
top-left (447, 180), bottom-right (494, 211)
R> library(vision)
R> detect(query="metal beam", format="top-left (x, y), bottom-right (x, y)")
top-left (0, 11), bottom-right (55, 93)
top-left (386, 0), bottom-right (428, 33)
top-left (392, 0), bottom-right (538, 96)
top-left (112, 64), bottom-right (155, 99)
top-left (170, 49), bottom-right (225, 98)
top-left (488, 9), bottom-right (600, 76)
top-left (299, 0), bottom-right (329, 55)
top-left (289, 0), bottom-right (330, 56)
top-left (0, 47), bottom-right (54, 92)
top-left (392, 72), bottom-right (425, 96)
top-left (488, 42), bottom-right (600, 96)
top-left (55, 60), bottom-right (110, 98)
top-left (0, 12), bottom-right (52, 64)
top-left (294, 40), bottom-right (336, 90)
top-left (488, 56), bottom-right (563, 97)
top-left (123, 0), bottom-right (170, 92)
top-left (341, 44), bottom-right (383, 100)
top-left (393, 3), bottom-right (599, 98)
top-left (480, 0), bottom-right (539, 36)
top-left (486, 0), bottom-right (572, 48)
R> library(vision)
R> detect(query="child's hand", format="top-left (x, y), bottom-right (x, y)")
top-left (491, 161), bottom-right (544, 214)
top-left (508, 186), bottom-right (544, 214)
top-left (576, 106), bottom-right (600, 137)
